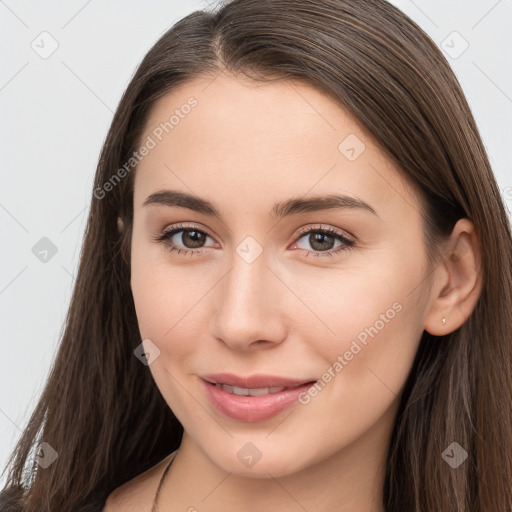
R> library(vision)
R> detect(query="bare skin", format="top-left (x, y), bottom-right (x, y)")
top-left (105, 71), bottom-right (482, 511)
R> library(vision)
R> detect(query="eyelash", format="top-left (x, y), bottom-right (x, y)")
top-left (152, 223), bottom-right (356, 259)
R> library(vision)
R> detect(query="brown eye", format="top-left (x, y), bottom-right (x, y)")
top-left (305, 231), bottom-right (337, 252)
top-left (173, 229), bottom-right (208, 249)
top-left (292, 225), bottom-right (355, 258)
top-left (154, 224), bottom-right (216, 256)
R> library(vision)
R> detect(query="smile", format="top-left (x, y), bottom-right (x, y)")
top-left (213, 383), bottom-right (294, 396)
top-left (200, 374), bottom-right (317, 422)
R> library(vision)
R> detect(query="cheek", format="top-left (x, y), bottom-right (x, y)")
top-left (298, 296), bottom-right (422, 457)
top-left (131, 231), bottom-right (179, 344)
top-left (130, 254), bottom-right (204, 415)
top-left (306, 246), bottom-right (426, 398)
top-left (131, 266), bottom-right (199, 352)
top-left (130, 237), bottom-right (217, 363)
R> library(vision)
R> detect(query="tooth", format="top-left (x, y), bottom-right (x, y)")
top-left (215, 384), bottom-right (291, 396)
top-left (269, 386), bottom-right (287, 393)
top-left (232, 386), bottom-right (250, 396)
top-left (248, 387), bottom-right (270, 396)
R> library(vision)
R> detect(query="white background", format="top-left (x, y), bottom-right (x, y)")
top-left (1, 0), bottom-right (511, 487)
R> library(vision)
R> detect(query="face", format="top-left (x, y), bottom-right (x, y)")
top-left (130, 73), bottom-right (432, 477)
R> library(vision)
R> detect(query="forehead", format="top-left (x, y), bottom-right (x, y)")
top-left (133, 73), bottom-right (421, 220)
top-left (142, 73), bottom-right (367, 159)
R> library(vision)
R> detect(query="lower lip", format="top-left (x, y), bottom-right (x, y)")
top-left (201, 379), bottom-right (317, 422)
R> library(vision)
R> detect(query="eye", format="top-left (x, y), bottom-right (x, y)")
top-left (152, 223), bottom-right (355, 258)
top-left (290, 224), bottom-right (355, 258)
top-left (153, 223), bottom-right (216, 257)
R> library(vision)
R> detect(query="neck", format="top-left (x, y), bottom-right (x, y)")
top-left (158, 404), bottom-right (397, 512)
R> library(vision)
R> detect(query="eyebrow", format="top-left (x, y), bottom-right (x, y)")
top-left (142, 189), bottom-right (378, 219)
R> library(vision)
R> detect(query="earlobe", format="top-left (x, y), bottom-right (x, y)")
top-left (424, 219), bottom-right (483, 336)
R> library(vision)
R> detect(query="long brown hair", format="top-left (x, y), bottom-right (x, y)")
top-left (2, 1), bottom-right (511, 510)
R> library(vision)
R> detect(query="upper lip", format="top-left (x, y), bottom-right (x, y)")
top-left (201, 373), bottom-right (317, 389)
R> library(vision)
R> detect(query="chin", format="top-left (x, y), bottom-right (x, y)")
top-left (208, 442), bottom-right (308, 478)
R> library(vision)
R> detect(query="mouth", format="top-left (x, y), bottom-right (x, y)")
top-left (208, 382), bottom-right (308, 396)
top-left (201, 372), bottom-right (317, 390)
top-left (200, 373), bottom-right (318, 422)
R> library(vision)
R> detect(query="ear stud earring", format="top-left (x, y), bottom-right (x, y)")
top-left (117, 216), bottom-right (125, 233)
top-left (442, 317), bottom-right (447, 326)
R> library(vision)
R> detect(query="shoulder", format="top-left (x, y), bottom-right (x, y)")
top-left (103, 452), bottom-right (176, 512)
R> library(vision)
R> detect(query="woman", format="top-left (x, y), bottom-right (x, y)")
top-left (1, 0), bottom-right (511, 510)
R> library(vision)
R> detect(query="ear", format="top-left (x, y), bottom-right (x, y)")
top-left (424, 218), bottom-right (483, 336)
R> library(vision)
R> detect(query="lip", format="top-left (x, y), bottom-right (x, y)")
top-left (200, 373), bottom-right (317, 423)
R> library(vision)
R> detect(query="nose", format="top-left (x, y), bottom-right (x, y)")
top-left (212, 248), bottom-right (287, 352)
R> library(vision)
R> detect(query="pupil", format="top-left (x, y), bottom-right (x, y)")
top-left (184, 230), bottom-right (205, 248)
top-left (310, 232), bottom-right (334, 251)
